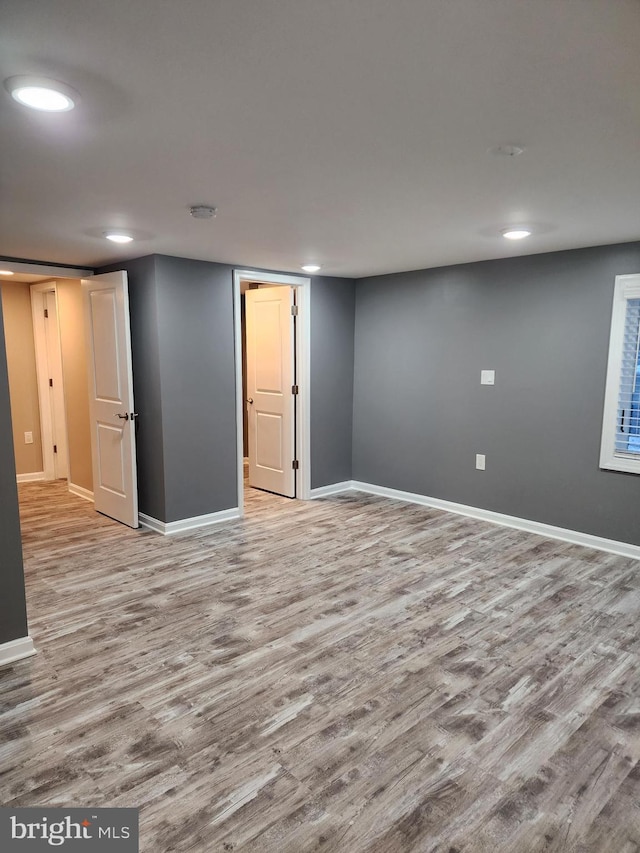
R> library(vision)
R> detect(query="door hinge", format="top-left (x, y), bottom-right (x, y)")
top-left (53, 444), bottom-right (57, 454)
top-left (44, 308), bottom-right (49, 318)
top-left (49, 378), bottom-right (53, 387)
top-left (292, 459), bottom-right (299, 470)
top-left (291, 384), bottom-right (299, 395)
top-left (291, 304), bottom-right (298, 316)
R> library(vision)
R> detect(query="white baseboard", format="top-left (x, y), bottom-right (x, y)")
top-left (68, 483), bottom-right (94, 502)
top-left (310, 481), bottom-right (355, 499)
top-left (350, 480), bottom-right (640, 560)
top-left (139, 507), bottom-right (241, 535)
top-left (16, 472), bottom-right (45, 483)
top-left (307, 479), bottom-right (640, 560)
top-left (0, 636), bottom-right (36, 667)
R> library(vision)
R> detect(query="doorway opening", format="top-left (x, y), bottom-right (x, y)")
top-left (1, 272), bottom-right (94, 502)
top-left (233, 270), bottom-right (311, 513)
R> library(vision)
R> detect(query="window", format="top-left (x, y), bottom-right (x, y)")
top-left (600, 274), bottom-right (640, 474)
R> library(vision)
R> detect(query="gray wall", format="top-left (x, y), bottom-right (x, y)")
top-left (154, 256), bottom-right (237, 522)
top-left (353, 241), bottom-right (640, 546)
top-left (311, 276), bottom-right (355, 487)
top-left (99, 256), bottom-right (356, 520)
top-left (0, 297), bottom-right (29, 645)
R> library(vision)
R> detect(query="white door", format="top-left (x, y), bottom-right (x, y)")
top-left (246, 286), bottom-right (295, 497)
top-left (82, 271), bottom-right (138, 528)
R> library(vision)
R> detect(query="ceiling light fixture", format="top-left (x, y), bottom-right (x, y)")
top-left (502, 228), bottom-right (531, 240)
top-left (301, 264), bottom-right (321, 273)
top-left (189, 205), bottom-right (217, 219)
top-left (104, 232), bottom-right (134, 244)
top-left (5, 76), bottom-right (78, 112)
top-left (0, 270), bottom-right (15, 276)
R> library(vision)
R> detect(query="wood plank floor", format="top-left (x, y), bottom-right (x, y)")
top-left (1, 481), bottom-right (640, 852)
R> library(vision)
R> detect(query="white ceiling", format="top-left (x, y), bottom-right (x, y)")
top-left (1, 0), bottom-right (639, 278)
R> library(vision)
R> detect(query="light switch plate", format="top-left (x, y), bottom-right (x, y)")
top-left (481, 370), bottom-right (495, 385)
top-left (476, 454), bottom-right (486, 470)
top-left (24, 431), bottom-right (33, 445)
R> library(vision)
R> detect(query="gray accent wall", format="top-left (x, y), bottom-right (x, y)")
top-left (154, 256), bottom-right (237, 522)
top-left (353, 241), bottom-right (640, 546)
top-left (311, 276), bottom-right (355, 488)
top-left (0, 297), bottom-right (29, 645)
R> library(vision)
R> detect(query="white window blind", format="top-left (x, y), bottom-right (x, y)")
top-left (614, 298), bottom-right (640, 454)
top-left (600, 274), bottom-right (640, 474)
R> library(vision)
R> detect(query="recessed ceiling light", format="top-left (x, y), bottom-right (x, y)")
top-left (104, 232), bottom-right (134, 244)
top-left (502, 228), bottom-right (531, 240)
top-left (5, 76), bottom-right (77, 112)
top-left (0, 270), bottom-right (15, 276)
top-left (301, 264), bottom-right (321, 273)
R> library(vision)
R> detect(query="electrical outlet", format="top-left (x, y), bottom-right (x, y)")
top-left (481, 370), bottom-right (495, 385)
top-left (476, 454), bottom-right (486, 470)
top-left (24, 431), bottom-right (33, 445)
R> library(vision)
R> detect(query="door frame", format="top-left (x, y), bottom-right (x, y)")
top-left (30, 281), bottom-right (69, 481)
top-left (233, 270), bottom-right (311, 511)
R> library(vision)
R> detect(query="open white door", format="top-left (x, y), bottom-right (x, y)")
top-left (82, 271), bottom-right (138, 528)
top-left (246, 286), bottom-right (295, 497)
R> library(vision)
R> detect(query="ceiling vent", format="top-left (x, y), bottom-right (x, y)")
top-left (189, 205), bottom-right (217, 219)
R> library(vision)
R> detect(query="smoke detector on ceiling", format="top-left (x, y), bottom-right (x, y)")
top-left (490, 144), bottom-right (525, 157)
top-left (189, 205), bottom-right (217, 219)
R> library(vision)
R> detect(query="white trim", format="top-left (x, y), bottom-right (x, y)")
top-left (31, 281), bottom-right (70, 481)
top-left (139, 507), bottom-right (241, 535)
top-left (236, 270), bottom-right (310, 288)
top-left (233, 270), bottom-right (312, 511)
top-left (297, 281), bottom-right (312, 501)
top-left (600, 273), bottom-right (640, 475)
top-left (309, 479), bottom-right (640, 559)
top-left (233, 275), bottom-right (244, 515)
top-left (600, 455), bottom-right (640, 475)
top-left (0, 260), bottom-right (93, 278)
top-left (16, 471), bottom-right (45, 483)
top-left (31, 283), bottom-right (56, 481)
top-left (0, 636), bottom-right (36, 667)
top-left (350, 481), bottom-right (640, 560)
top-left (310, 481), bottom-right (355, 499)
top-left (138, 513), bottom-right (164, 534)
top-left (68, 482), bottom-right (94, 502)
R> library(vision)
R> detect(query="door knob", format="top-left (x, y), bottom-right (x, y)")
top-left (116, 412), bottom-right (129, 420)
top-left (246, 398), bottom-right (254, 404)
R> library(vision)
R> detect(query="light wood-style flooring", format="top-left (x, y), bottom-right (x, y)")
top-left (1, 481), bottom-right (640, 852)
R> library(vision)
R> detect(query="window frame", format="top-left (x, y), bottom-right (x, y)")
top-left (600, 273), bottom-right (640, 474)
